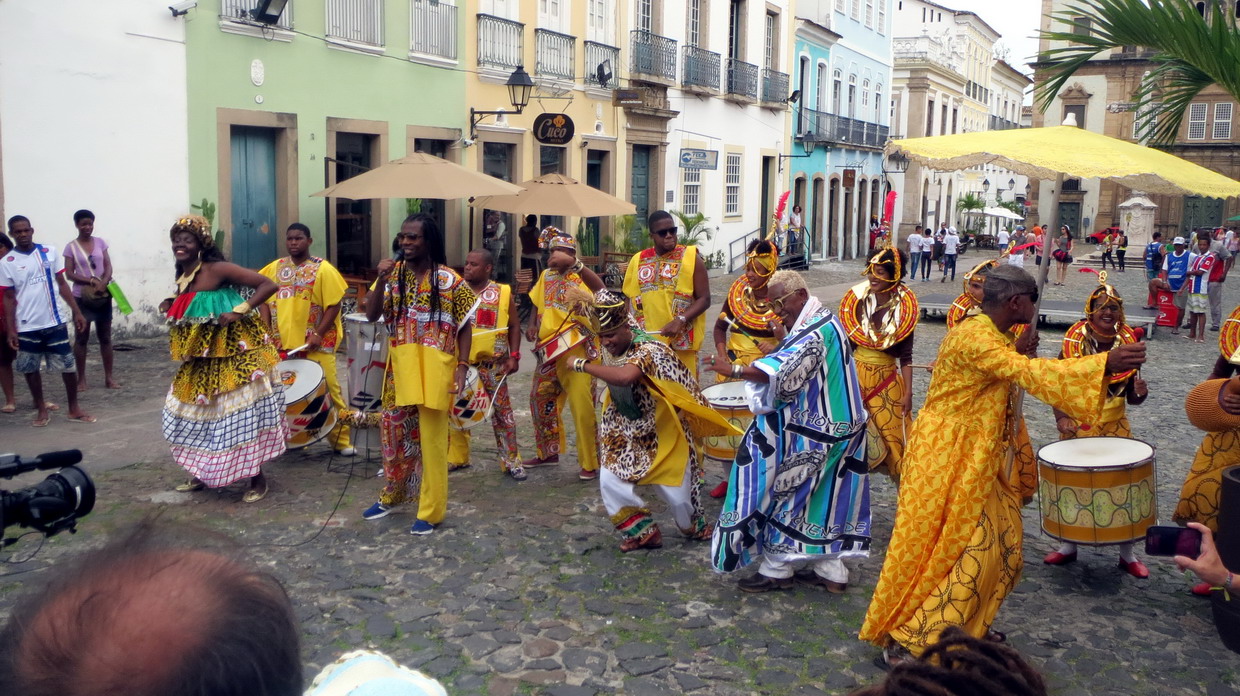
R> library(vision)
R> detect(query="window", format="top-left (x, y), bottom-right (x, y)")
top-left (1214, 103), bottom-right (1233, 139)
top-left (877, 0), bottom-right (887, 33)
top-left (862, 79), bottom-right (870, 108)
top-left (725, 153), bottom-right (742, 215)
top-left (832, 70), bottom-right (842, 113)
top-left (1188, 102), bottom-right (1208, 139)
top-left (848, 75), bottom-right (857, 118)
top-left (326, 0), bottom-right (384, 47)
top-left (588, 0), bottom-right (613, 43)
top-left (865, 0), bottom-right (874, 27)
top-left (836, 0), bottom-right (846, 12)
top-left (951, 107), bottom-right (958, 134)
top-left (764, 12), bottom-right (778, 68)
top-left (927, 99), bottom-right (935, 136)
top-left (875, 85), bottom-right (882, 122)
top-left (688, 0), bottom-right (702, 46)
top-left (683, 168), bottom-right (702, 215)
top-left (851, 0), bottom-right (861, 20)
top-left (817, 65), bottom-right (829, 111)
top-left (222, 0), bottom-right (292, 28)
top-left (1063, 103), bottom-right (1086, 129)
top-left (1071, 16), bottom-right (1092, 36)
top-left (636, 0), bottom-right (652, 32)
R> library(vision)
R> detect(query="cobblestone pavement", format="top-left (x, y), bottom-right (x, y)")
top-left (2, 250), bottom-right (1238, 695)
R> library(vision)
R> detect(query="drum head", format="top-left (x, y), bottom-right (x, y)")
top-left (1038, 436), bottom-right (1154, 470)
top-left (343, 312), bottom-right (375, 325)
top-left (277, 359), bottom-right (325, 402)
top-left (702, 381), bottom-right (748, 408)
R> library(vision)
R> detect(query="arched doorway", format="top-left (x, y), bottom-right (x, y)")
top-left (828, 177), bottom-right (840, 258)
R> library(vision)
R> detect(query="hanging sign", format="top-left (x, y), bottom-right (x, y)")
top-left (843, 168), bottom-right (856, 188)
top-left (679, 148), bottom-right (719, 170)
top-left (533, 113), bottom-right (575, 145)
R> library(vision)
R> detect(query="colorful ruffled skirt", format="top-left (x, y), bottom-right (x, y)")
top-left (161, 287), bottom-right (288, 487)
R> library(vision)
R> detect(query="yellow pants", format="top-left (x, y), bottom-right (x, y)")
top-left (306, 350), bottom-right (351, 451)
top-left (531, 345), bottom-right (599, 471)
top-left (675, 349), bottom-right (699, 380)
top-left (378, 404), bottom-right (449, 524)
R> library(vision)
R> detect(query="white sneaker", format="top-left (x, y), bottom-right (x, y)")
top-left (335, 447), bottom-right (357, 456)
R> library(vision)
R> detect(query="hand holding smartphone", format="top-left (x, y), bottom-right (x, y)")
top-left (1145, 525), bottom-right (1203, 559)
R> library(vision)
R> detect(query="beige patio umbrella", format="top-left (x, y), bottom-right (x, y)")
top-left (310, 152), bottom-right (523, 200)
top-left (469, 173), bottom-right (636, 217)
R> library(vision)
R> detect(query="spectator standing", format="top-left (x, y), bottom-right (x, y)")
top-left (1186, 236), bottom-right (1216, 342)
top-left (518, 214), bottom-right (542, 276)
top-left (62, 209), bottom-right (119, 391)
top-left (1206, 232), bottom-right (1231, 331)
top-left (1008, 226), bottom-right (1028, 268)
top-left (1052, 225), bottom-right (1075, 286)
top-left (1227, 226), bottom-right (1240, 273)
top-left (940, 226), bottom-right (960, 283)
top-left (1142, 231), bottom-right (1165, 308)
top-left (907, 225), bottom-right (924, 280)
top-left (1033, 225), bottom-right (1045, 268)
top-left (0, 232), bottom-right (14, 413)
top-left (1115, 229), bottom-right (1129, 272)
top-left (0, 215), bottom-right (92, 427)
top-left (933, 224), bottom-right (947, 273)
top-left (920, 227), bottom-right (934, 281)
top-left (996, 227), bottom-right (1010, 253)
top-left (1100, 231), bottom-right (1117, 270)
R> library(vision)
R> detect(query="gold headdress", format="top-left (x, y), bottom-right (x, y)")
top-left (1081, 269), bottom-right (1125, 327)
top-left (561, 286), bottom-right (629, 334)
top-left (863, 242), bottom-right (904, 288)
top-left (961, 258), bottom-right (1001, 294)
top-left (170, 215), bottom-right (214, 249)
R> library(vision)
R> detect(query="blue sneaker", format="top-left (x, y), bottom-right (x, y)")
top-left (410, 519), bottom-right (436, 535)
top-left (362, 502), bottom-right (391, 520)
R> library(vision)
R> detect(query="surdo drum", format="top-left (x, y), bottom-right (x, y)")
top-left (344, 313), bottom-right (388, 452)
top-left (1037, 436), bottom-right (1157, 546)
top-left (277, 359), bottom-right (338, 449)
top-left (700, 381), bottom-right (755, 463)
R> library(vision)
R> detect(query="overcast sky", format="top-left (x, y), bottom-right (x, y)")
top-left (946, 0), bottom-right (1043, 75)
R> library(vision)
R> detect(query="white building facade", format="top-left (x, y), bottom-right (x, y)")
top-left (0, 1), bottom-right (190, 336)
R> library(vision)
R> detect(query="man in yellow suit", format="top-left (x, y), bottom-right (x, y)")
top-left (859, 265), bottom-right (1146, 665)
top-left (259, 223), bottom-right (352, 454)
top-left (623, 210), bottom-right (711, 374)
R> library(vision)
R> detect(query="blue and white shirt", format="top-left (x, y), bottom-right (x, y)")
top-left (0, 244), bottom-right (69, 332)
top-left (1163, 250), bottom-right (1196, 292)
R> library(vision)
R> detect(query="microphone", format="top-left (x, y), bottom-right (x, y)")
top-left (31, 450), bottom-right (83, 469)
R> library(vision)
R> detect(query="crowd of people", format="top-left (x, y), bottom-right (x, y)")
top-left (2, 207), bottom-right (1237, 689)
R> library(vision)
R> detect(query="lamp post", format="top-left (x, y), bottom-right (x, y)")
top-left (778, 137), bottom-right (817, 172)
top-left (470, 66), bottom-right (535, 139)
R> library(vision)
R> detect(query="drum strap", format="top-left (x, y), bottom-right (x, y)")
top-left (863, 369), bottom-right (899, 403)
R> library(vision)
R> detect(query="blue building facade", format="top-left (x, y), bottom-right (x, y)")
top-left (790, 5), bottom-right (893, 261)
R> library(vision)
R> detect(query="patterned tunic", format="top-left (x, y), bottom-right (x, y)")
top-left (623, 245), bottom-right (705, 352)
top-left (258, 256), bottom-right (348, 353)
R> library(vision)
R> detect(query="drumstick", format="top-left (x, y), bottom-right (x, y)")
top-left (286, 343), bottom-right (310, 356)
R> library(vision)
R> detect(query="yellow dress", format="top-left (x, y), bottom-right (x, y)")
top-left (715, 275), bottom-right (778, 383)
top-left (859, 314), bottom-right (1106, 655)
top-left (838, 281), bottom-right (918, 479)
top-left (1056, 321), bottom-right (1140, 440)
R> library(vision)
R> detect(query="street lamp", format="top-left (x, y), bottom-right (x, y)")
top-left (470, 66), bottom-right (535, 138)
top-left (883, 150), bottom-right (910, 173)
top-left (1008, 177), bottom-right (1016, 191)
top-left (982, 178), bottom-right (991, 195)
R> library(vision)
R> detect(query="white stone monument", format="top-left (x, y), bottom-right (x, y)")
top-left (1118, 193), bottom-right (1158, 250)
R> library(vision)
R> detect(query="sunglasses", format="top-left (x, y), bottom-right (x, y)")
top-left (652, 227), bottom-right (678, 238)
top-left (769, 289), bottom-right (800, 313)
top-left (1022, 291), bottom-right (1039, 303)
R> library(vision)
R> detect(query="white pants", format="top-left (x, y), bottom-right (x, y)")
top-left (599, 465), bottom-right (695, 531)
top-left (759, 555), bottom-right (849, 583)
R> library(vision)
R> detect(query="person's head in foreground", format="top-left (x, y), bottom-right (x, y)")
top-left (0, 521), bottom-right (303, 696)
top-left (981, 265), bottom-right (1038, 326)
top-left (850, 627), bottom-right (1047, 696)
top-left (766, 270), bottom-right (809, 330)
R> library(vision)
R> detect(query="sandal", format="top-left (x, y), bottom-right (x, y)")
top-left (243, 479), bottom-right (269, 503)
top-left (619, 526), bottom-right (663, 552)
top-left (175, 478), bottom-right (205, 492)
top-left (880, 642), bottom-right (914, 669)
top-left (1, 404), bottom-right (15, 413)
top-left (986, 629), bottom-right (1007, 643)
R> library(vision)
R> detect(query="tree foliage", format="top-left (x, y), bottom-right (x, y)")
top-left (1036, 0), bottom-right (1240, 145)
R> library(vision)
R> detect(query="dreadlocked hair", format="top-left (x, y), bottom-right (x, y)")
top-left (396, 213), bottom-right (448, 321)
top-left (851, 629), bottom-right (1047, 696)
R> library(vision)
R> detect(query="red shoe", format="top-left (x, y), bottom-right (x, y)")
top-left (1043, 550), bottom-right (1078, 565)
top-left (1191, 581), bottom-right (1214, 597)
top-left (578, 467), bottom-right (598, 481)
top-left (709, 480), bottom-right (728, 499)
top-left (1117, 558), bottom-right (1149, 578)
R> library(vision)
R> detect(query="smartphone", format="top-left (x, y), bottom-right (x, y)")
top-left (1144, 525), bottom-right (1203, 559)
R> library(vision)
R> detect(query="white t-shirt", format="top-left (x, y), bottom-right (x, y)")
top-left (0, 244), bottom-right (70, 332)
top-left (943, 233), bottom-right (960, 255)
top-left (997, 230), bottom-right (1010, 246)
top-left (908, 234), bottom-right (924, 254)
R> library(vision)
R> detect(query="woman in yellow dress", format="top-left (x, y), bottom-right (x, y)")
top-left (1043, 272), bottom-right (1150, 578)
top-left (839, 245), bottom-right (918, 479)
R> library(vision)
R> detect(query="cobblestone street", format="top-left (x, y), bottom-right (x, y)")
top-left (2, 251), bottom-right (1238, 695)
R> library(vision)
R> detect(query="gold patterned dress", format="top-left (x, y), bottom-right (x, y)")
top-left (715, 275), bottom-right (778, 383)
top-left (860, 314), bottom-right (1106, 655)
top-left (839, 281), bottom-right (917, 479)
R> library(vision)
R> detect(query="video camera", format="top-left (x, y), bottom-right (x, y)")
top-left (1, 450), bottom-right (95, 545)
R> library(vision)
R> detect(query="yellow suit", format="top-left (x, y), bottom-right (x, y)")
top-left (623, 245), bottom-right (705, 373)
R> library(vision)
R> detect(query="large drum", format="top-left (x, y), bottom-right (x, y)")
top-left (1037, 436), bottom-right (1157, 546)
top-left (344, 313), bottom-right (389, 452)
top-left (534, 323), bottom-right (587, 364)
top-left (449, 367), bottom-right (498, 431)
top-left (278, 359), bottom-right (338, 449)
top-left (701, 381), bottom-right (755, 463)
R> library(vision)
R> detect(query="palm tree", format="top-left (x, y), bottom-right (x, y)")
top-left (955, 192), bottom-right (986, 236)
top-left (1036, 0), bottom-right (1240, 145)
top-left (670, 210), bottom-right (712, 246)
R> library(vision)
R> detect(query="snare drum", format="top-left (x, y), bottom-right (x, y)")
top-left (344, 313), bottom-right (388, 452)
top-left (278, 359), bottom-right (339, 449)
top-left (1037, 436), bottom-right (1157, 546)
top-left (534, 323), bottom-right (587, 363)
top-left (701, 381), bottom-right (754, 462)
top-left (449, 367), bottom-right (497, 431)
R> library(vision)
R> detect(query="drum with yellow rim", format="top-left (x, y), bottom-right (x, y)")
top-left (449, 366), bottom-right (497, 431)
top-left (701, 381), bottom-right (754, 462)
top-left (277, 359), bottom-right (339, 449)
top-left (1037, 436), bottom-right (1157, 546)
top-left (535, 323), bottom-right (587, 363)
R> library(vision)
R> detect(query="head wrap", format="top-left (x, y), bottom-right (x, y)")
top-left (538, 225), bottom-right (576, 253)
top-left (863, 243), bottom-right (904, 288)
top-left (593, 289), bottom-right (630, 333)
top-left (170, 215), bottom-right (214, 249)
top-left (961, 258), bottom-right (1000, 294)
top-left (746, 240), bottom-right (779, 280)
top-left (1084, 269), bottom-right (1125, 327)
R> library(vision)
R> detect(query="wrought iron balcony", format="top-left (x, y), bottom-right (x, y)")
top-left (760, 68), bottom-right (788, 104)
top-left (477, 14), bottom-right (523, 71)
top-left (410, 0), bottom-right (457, 60)
top-left (799, 109), bottom-right (891, 149)
top-left (326, 0), bottom-right (384, 47)
top-left (630, 30), bottom-right (677, 81)
top-left (585, 41), bottom-right (620, 88)
top-left (726, 58), bottom-right (759, 99)
top-left (535, 28), bottom-right (575, 80)
top-left (988, 114), bottom-right (1022, 131)
top-left (682, 45), bottom-right (720, 91)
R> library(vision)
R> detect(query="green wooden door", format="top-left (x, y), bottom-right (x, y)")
top-left (230, 126), bottom-right (279, 269)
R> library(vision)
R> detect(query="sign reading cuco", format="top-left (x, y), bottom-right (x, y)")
top-left (533, 113), bottom-right (575, 145)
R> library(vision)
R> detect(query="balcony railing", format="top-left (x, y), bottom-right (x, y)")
top-left (326, 0), bottom-right (384, 47)
top-left (800, 109), bottom-right (891, 149)
top-left (535, 28), bottom-right (576, 80)
top-left (221, 0), bottom-right (292, 28)
top-left (477, 14), bottom-right (524, 71)
top-left (631, 30), bottom-right (677, 81)
top-left (410, 0), bottom-right (457, 60)
top-left (726, 58), bottom-right (759, 99)
top-left (682, 45), bottom-right (721, 91)
top-left (892, 36), bottom-right (958, 73)
top-left (761, 68), bottom-right (788, 104)
top-left (988, 114), bottom-right (1022, 131)
top-left (585, 41), bottom-right (620, 88)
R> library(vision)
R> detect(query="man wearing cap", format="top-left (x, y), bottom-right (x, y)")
top-left (622, 210), bottom-right (711, 374)
top-left (1152, 236), bottom-right (1195, 335)
top-left (523, 227), bottom-right (606, 479)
